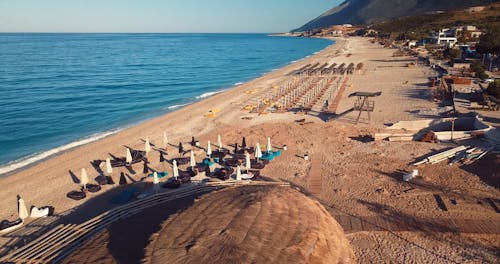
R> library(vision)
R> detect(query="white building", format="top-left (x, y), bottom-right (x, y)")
top-left (433, 29), bottom-right (458, 47)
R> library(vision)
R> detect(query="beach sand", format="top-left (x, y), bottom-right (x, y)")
top-left (1, 37), bottom-right (499, 263)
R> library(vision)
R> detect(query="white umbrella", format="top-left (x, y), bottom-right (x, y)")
top-left (105, 157), bottom-right (113, 174)
top-left (190, 150), bottom-right (196, 168)
top-left (207, 141), bottom-right (212, 156)
top-left (245, 152), bottom-right (251, 172)
top-left (145, 138), bottom-right (151, 153)
top-left (126, 148), bottom-right (133, 164)
top-left (173, 160), bottom-right (179, 179)
top-left (236, 166), bottom-right (242, 181)
top-left (163, 132), bottom-right (169, 149)
top-left (266, 137), bottom-right (272, 152)
top-left (81, 168), bottom-right (89, 189)
top-left (18, 197), bottom-right (28, 221)
top-left (217, 135), bottom-right (222, 150)
top-left (255, 143), bottom-right (262, 160)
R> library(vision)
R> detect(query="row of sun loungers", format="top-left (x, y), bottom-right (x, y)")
top-left (291, 62), bottom-right (360, 76)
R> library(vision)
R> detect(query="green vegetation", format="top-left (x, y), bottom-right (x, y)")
top-left (476, 26), bottom-right (500, 55)
top-left (294, 0), bottom-right (497, 32)
top-left (471, 61), bottom-right (490, 79)
top-left (372, 3), bottom-right (500, 40)
top-left (444, 48), bottom-right (462, 59)
top-left (487, 79), bottom-right (500, 99)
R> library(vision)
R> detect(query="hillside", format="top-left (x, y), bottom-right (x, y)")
top-left (294, 0), bottom-right (500, 32)
top-left (372, 2), bottom-right (500, 40)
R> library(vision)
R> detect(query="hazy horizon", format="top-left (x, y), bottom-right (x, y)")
top-left (0, 0), bottom-right (342, 33)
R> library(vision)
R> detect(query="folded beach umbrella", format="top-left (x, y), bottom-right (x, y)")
top-left (236, 165), bottom-right (242, 181)
top-left (81, 168), bottom-right (89, 189)
top-left (190, 150), bottom-right (196, 169)
top-left (159, 152), bottom-right (166, 172)
top-left (105, 157), bottom-right (113, 174)
top-left (153, 171), bottom-right (159, 193)
top-left (126, 148), bottom-right (133, 164)
top-left (217, 135), bottom-right (222, 150)
top-left (245, 152), bottom-right (251, 172)
top-left (266, 137), bottom-right (272, 152)
top-left (207, 141), bottom-right (212, 157)
top-left (163, 132), bottom-right (169, 149)
top-left (255, 143), bottom-right (262, 160)
top-left (173, 160), bottom-right (179, 179)
top-left (242, 137), bottom-right (247, 150)
top-left (153, 171), bottom-right (159, 185)
top-left (145, 138), bottom-right (151, 153)
top-left (18, 197), bottom-right (28, 221)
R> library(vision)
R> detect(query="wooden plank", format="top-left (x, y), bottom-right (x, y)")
top-left (338, 215), bottom-right (351, 231)
top-left (22, 226), bottom-right (79, 260)
top-left (361, 217), bottom-right (377, 231)
top-left (3, 181), bottom-right (289, 262)
top-left (350, 217), bottom-right (363, 231)
top-left (11, 225), bottom-right (75, 260)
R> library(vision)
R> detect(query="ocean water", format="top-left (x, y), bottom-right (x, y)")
top-left (0, 33), bottom-right (332, 174)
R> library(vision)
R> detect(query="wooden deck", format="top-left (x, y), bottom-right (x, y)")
top-left (332, 214), bottom-right (500, 234)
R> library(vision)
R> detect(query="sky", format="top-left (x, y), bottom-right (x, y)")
top-left (0, 0), bottom-right (342, 33)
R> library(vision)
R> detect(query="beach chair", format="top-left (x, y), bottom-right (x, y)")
top-left (0, 219), bottom-right (23, 234)
top-left (67, 190), bottom-right (86, 200)
top-left (162, 179), bottom-right (181, 189)
top-left (148, 171), bottom-right (168, 178)
top-left (30, 206), bottom-right (50, 218)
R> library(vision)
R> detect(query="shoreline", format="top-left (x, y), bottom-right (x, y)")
top-left (0, 38), bottom-right (335, 177)
top-left (0, 36), bottom-right (345, 223)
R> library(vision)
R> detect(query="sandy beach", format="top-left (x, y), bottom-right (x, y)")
top-left (1, 36), bottom-right (499, 263)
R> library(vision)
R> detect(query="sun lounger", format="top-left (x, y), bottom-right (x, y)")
top-left (96, 175), bottom-right (115, 185)
top-left (202, 158), bottom-right (215, 166)
top-left (110, 150), bottom-right (146, 167)
top-left (225, 158), bottom-right (241, 167)
top-left (67, 190), bottom-right (86, 200)
top-left (178, 175), bottom-right (192, 183)
top-left (30, 206), bottom-right (50, 218)
top-left (86, 184), bottom-right (101, 193)
top-left (148, 171), bottom-right (168, 178)
top-left (251, 161), bottom-right (265, 169)
top-left (162, 179), bottom-right (181, 189)
top-left (173, 157), bottom-right (189, 165)
top-left (261, 150), bottom-right (282, 161)
top-left (187, 167), bottom-right (198, 177)
top-left (241, 173), bottom-right (254, 180)
top-left (212, 167), bottom-right (233, 180)
top-left (0, 218), bottom-right (23, 234)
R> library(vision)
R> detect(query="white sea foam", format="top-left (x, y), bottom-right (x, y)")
top-left (234, 82), bottom-right (244, 86)
top-left (195, 89), bottom-right (228, 99)
top-left (167, 103), bottom-right (189, 110)
top-left (290, 60), bottom-right (298, 64)
top-left (0, 129), bottom-right (121, 176)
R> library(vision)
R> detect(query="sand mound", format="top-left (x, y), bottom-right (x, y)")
top-left (143, 185), bottom-right (356, 264)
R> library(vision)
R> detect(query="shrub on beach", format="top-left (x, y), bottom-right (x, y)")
top-left (487, 79), bottom-right (500, 99)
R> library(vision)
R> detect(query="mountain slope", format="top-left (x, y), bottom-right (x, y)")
top-left (294, 0), bottom-right (499, 32)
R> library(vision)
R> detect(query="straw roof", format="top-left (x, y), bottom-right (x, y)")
top-left (143, 185), bottom-right (355, 263)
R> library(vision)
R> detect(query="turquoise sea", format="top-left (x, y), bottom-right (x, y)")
top-left (0, 33), bottom-right (332, 174)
